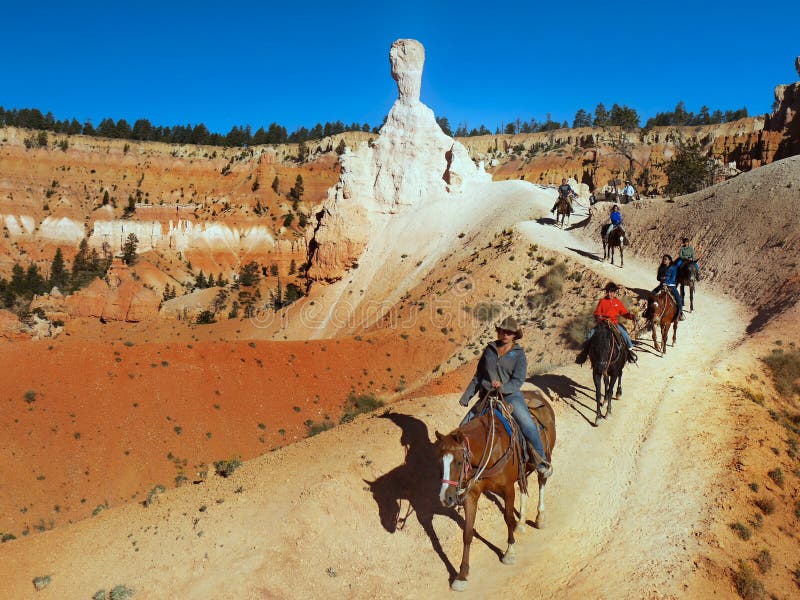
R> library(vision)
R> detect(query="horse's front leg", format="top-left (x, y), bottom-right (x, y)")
top-left (502, 483), bottom-right (517, 565)
top-left (619, 245), bottom-right (624, 267)
top-left (516, 485), bottom-right (528, 534)
top-left (606, 374), bottom-right (616, 417)
top-left (616, 369), bottom-right (623, 398)
top-left (672, 320), bottom-right (678, 347)
top-left (592, 370), bottom-right (603, 426)
top-left (690, 282), bottom-right (695, 311)
top-left (452, 491), bottom-right (478, 591)
top-left (535, 472), bottom-right (548, 528)
top-left (661, 323), bottom-right (668, 354)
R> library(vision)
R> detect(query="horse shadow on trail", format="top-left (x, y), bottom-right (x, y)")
top-left (566, 215), bottom-right (591, 231)
top-left (536, 216), bottom-right (557, 226)
top-left (528, 373), bottom-right (597, 427)
top-left (365, 412), bottom-right (503, 581)
top-left (566, 246), bottom-right (603, 262)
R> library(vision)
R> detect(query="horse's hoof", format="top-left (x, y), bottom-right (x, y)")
top-left (606, 409), bottom-right (613, 418)
top-left (451, 579), bottom-right (468, 592)
top-left (535, 515), bottom-right (547, 529)
top-left (502, 553), bottom-right (516, 565)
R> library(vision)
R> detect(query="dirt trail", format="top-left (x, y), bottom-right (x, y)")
top-left (0, 200), bottom-right (748, 599)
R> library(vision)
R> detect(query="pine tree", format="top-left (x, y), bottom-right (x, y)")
top-left (195, 271), bottom-right (207, 289)
top-left (49, 248), bottom-right (68, 290)
top-left (593, 103), bottom-right (609, 127)
top-left (121, 233), bottom-right (139, 266)
top-left (335, 139), bottom-right (347, 155)
top-left (271, 176), bottom-right (280, 195)
top-left (289, 259), bottom-right (296, 275)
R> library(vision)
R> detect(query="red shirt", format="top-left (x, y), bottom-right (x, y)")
top-left (594, 296), bottom-right (632, 325)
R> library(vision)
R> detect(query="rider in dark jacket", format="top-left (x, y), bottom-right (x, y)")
top-left (551, 178), bottom-right (576, 214)
top-left (652, 254), bottom-right (684, 319)
top-left (459, 316), bottom-right (551, 477)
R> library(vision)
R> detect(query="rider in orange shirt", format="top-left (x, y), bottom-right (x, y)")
top-left (576, 282), bottom-right (637, 364)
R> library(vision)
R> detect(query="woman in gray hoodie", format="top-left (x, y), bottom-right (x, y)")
top-left (459, 317), bottom-right (551, 476)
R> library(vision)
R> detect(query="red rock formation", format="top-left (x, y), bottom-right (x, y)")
top-left (65, 260), bottom-right (160, 322)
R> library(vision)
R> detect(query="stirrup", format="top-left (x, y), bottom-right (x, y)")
top-left (627, 350), bottom-right (637, 363)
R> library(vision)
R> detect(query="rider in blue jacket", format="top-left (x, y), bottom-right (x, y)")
top-left (604, 205), bottom-right (627, 242)
top-left (653, 255), bottom-right (684, 320)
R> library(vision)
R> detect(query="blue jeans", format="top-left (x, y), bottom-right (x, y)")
top-left (462, 392), bottom-right (547, 465)
top-left (586, 323), bottom-right (633, 349)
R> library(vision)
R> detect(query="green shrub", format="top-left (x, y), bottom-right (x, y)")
top-left (340, 392), bottom-right (384, 424)
top-left (144, 485), bottom-right (166, 507)
top-left (761, 348), bottom-right (800, 396)
top-left (308, 421), bottom-right (334, 436)
top-left (24, 390), bottom-right (36, 404)
top-left (754, 549), bottom-right (772, 574)
top-left (196, 310), bottom-right (216, 325)
top-left (214, 457), bottom-right (242, 478)
top-left (472, 302), bottom-right (503, 322)
top-left (564, 312), bottom-right (595, 349)
top-left (32, 575), bottom-right (51, 591)
top-left (730, 522), bottom-right (751, 540)
top-left (109, 585), bottom-right (135, 600)
top-left (767, 468), bottom-right (784, 488)
top-left (754, 497), bottom-right (775, 515)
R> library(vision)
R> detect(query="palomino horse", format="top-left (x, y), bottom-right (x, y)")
top-left (600, 225), bottom-right (626, 266)
top-left (554, 197), bottom-right (573, 228)
top-left (586, 319), bottom-right (629, 426)
top-left (677, 261), bottom-right (698, 312)
top-left (647, 285), bottom-right (679, 354)
top-left (436, 390), bottom-right (556, 592)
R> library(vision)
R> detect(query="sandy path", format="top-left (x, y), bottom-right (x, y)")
top-left (0, 199), bottom-right (747, 599)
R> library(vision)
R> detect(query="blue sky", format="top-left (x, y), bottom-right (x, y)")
top-left (2, 1), bottom-right (798, 133)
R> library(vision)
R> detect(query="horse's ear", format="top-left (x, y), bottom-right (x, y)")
top-left (434, 431), bottom-right (444, 441)
top-left (452, 431), bottom-right (464, 443)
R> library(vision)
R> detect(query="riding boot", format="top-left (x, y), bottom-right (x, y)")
top-left (536, 459), bottom-right (553, 478)
top-left (679, 312), bottom-right (686, 321)
top-left (627, 349), bottom-right (638, 363)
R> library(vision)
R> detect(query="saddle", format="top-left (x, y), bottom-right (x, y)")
top-left (468, 392), bottom-right (549, 494)
top-left (600, 321), bottom-right (631, 361)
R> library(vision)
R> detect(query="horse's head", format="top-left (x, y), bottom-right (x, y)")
top-left (435, 430), bottom-right (467, 508)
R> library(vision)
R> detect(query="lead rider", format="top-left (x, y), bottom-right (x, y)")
top-left (458, 317), bottom-right (552, 477)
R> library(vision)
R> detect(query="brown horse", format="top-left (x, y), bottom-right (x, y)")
top-left (555, 197), bottom-right (573, 228)
top-left (600, 224), bottom-right (626, 267)
top-left (436, 390), bottom-right (556, 592)
top-left (647, 286), bottom-right (679, 354)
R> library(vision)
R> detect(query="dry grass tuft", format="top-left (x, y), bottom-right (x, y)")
top-left (732, 560), bottom-right (765, 600)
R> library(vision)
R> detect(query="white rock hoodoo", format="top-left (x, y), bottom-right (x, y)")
top-left (307, 39), bottom-right (490, 282)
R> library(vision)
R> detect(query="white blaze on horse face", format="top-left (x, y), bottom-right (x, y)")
top-left (440, 453), bottom-right (454, 502)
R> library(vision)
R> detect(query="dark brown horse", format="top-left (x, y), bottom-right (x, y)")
top-left (586, 319), bottom-right (628, 426)
top-left (555, 197), bottom-right (573, 228)
top-left (435, 390), bottom-right (556, 592)
top-left (647, 286), bottom-right (679, 354)
top-left (676, 261), bottom-right (698, 311)
top-left (600, 224), bottom-right (626, 266)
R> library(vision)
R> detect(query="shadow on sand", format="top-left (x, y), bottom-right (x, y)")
top-left (528, 373), bottom-right (598, 426)
top-left (566, 246), bottom-right (603, 262)
top-left (365, 412), bottom-right (503, 581)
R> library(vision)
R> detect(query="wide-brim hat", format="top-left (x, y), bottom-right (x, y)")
top-left (496, 316), bottom-right (523, 340)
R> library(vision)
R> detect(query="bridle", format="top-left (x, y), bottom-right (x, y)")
top-left (441, 392), bottom-right (500, 501)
